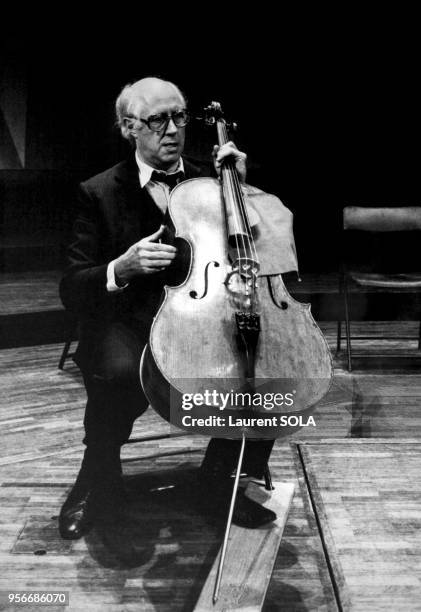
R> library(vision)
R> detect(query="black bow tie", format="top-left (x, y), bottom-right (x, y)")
top-left (151, 170), bottom-right (184, 190)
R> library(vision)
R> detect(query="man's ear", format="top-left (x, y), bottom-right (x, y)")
top-left (122, 117), bottom-right (137, 139)
top-left (123, 117), bottom-right (134, 128)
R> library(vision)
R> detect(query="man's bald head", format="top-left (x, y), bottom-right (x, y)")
top-left (116, 77), bottom-right (186, 144)
top-left (115, 77), bottom-right (187, 170)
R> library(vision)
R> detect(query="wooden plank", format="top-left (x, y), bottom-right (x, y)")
top-left (194, 481), bottom-right (295, 611)
top-left (300, 442), bottom-right (421, 611)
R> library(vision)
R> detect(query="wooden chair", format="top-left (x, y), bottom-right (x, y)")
top-left (58, 314), bottom-right (78, 370)
top-left (337, 206), bottom-right (421, 371)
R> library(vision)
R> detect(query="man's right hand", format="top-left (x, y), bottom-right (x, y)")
top-left (114, 225), bottom-right (177, 284)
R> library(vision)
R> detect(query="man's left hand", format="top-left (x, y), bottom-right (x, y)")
top-left (213, 141), bottom-right (247, 183)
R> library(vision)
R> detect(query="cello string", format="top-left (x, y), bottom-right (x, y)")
top-left (227, 165), bottom-right (247, 267)
top-left (231, 162), bottom-right (259, 262)
top-left (230, 157), bottom-right (259, 266)
top-left (221, 119), bottom-right (259, 311)
top-left (218, 117), bottom-right (259, 312)
top-left (220, 121), bottom-right (252, 272)
top-left (234, 170), bottom-right (259, 311)
top-left (219, 120), bottom-right (260, 277)
top-left (227, 163), bottom-right (254, 310)
top-left (227, 145), bottom-right (260, 310)
top-left (218, 121), bottom-right (246, 284)
top-left (220, 124), bottom-right (246, 261)
top-left (222, 166), bottom-right (244, 270)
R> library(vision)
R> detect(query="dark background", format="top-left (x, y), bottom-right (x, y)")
top-left (1, 24), bottom-right (419, 273)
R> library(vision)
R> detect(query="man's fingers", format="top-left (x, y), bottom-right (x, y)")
top-left (213, 141), bottom-right (247, 183)
top-left (141, 242), bottom-right (177, 253)
top-left (143, 259), bottom-right (173, 269)
top-left (143, 250), bottom-right (176, 260)
top-left (142, 267), bottom-right (162, 274)
top-left (218, 144), bottom-right (245, 161)
top-left (149, 259), bottom-right (173, 266)
top-left (214, 142), bottom-right (246, 166)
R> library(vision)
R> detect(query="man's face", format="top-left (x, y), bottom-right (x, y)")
top-left (129, 85), bottom-right (186, 171)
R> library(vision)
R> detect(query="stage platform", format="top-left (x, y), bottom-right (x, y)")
top-left (1, 334), bottom-right (421, 610)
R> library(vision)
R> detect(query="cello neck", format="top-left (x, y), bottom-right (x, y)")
top-left (215, 117), bottom-right (252, 240)
top-left (204, 101), bottom-right (260, 280)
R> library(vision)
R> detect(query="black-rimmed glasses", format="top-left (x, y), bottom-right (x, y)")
top-left (127, 110), bottom-right (190, 132)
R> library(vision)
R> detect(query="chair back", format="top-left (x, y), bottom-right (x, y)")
top-left (344, 206), bottom-right (421, 232)
top-left (342, 206), bottom-right (421, 274)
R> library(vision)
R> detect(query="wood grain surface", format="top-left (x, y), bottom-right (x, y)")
top-left (300, 442), bottom-right (421, 611)
top-left (1, 324), bottom-right (421, 610)
top-left (194, 482), bottom-right (295, 611)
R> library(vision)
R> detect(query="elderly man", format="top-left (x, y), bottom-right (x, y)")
top-left (59, 77), bottom-right (276, 540)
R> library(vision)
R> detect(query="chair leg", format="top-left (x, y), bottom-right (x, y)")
top-left (337, 268), bottom-right (345, 352)
top-left (344, 277), bottom-right (352, 372)
top-left (58, 340), bottom-right (72, 370)
top-left (58, 316), bottom-right (77, 370)
top-left (263, 465), bottom-right (274, 491)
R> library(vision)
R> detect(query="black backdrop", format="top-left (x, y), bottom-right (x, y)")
top-left (1, 27), bottom-right (419, 271)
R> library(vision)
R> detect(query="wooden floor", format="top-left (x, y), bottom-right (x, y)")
top-left (0, 271), bottom-right (62, 316)
top-left (1, 327), bottom-right (421, 610)
top-left (300, 441), bottom-right (421, 611)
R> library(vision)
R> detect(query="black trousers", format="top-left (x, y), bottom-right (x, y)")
top-left (82, 320), bottom-right (274, 479)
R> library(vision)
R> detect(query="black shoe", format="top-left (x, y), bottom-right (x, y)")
top-left (59, 480), bottom-right (94, 540)
top-left (59, 474), bottom-right (126, 539)
top-left (59, 446), bottom-right (125, 540)
top-left (197, 473), bottom-right (276, 529)
top-left (232, 490), bottom-right (276, 528)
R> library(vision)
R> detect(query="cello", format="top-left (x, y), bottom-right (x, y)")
top-left (140, 101), bottom-right (332, 600)
top-left (141, 102), bottom-right (332, 432)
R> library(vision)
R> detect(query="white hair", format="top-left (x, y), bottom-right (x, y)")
top-left (115, 78), bottom-right (186, 147)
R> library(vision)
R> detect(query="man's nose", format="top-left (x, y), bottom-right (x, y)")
top-left (164, 118), bottom-right (178, 134)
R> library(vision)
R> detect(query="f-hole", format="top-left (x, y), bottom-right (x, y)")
top-left (190, 261), bottom-right (220, 299)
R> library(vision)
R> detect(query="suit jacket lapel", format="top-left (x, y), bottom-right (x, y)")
top-left (112, 155), bottom-right (210, 252)
top-left (113, 156), bottom-right (161, 252)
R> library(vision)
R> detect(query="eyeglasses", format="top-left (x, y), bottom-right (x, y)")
top-left (127, 110), bottom-right (190, 132)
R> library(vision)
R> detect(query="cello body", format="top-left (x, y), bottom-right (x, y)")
top-left (140, 177), bottom-right (332, 437)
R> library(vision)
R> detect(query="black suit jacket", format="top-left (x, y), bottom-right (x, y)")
top-left (60, 155), bottom-right (211, 369)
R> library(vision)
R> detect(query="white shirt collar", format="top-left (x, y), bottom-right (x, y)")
top-left (135, 152), bottom-right (185, 188)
